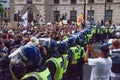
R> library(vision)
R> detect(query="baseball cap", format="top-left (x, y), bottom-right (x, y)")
top-left (100, 43), bottom-right (110, 54)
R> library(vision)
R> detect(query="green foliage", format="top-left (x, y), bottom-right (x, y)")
top-left (0, 3), bottom-right (4, 13)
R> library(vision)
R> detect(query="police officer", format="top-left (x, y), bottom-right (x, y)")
top-left (81, 31), bottom-right (88, 46)
top-left (75, 36), bottom-right (85, 80)
top-left (57, 41), bottom-right (69, 80)
top-left (40, 38), bottom-right (64, 80)
top-left (9, 44), bottom-right (52, 80)
top-left (66, 37), bottom-right (80, 80)
top-left (95, 27), bottom-right (101, 42)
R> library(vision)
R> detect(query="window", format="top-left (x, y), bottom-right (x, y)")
top-left (0, 1), bottom-right (7, 3)
top-left (87, 10), bottom-right (94, 21)
top-left (105, 10), bottom-right (112, 21)
top-left (28, 10), bottom-right (33, 22)
top-left (106, 0), bottom-right (113, 3)
top-left (27, 0), bottom-right (32, 4)
top-left (1, 13), bottom-right (4, 17)
top-left (88, 0), bottom-right (94, 3)
top-left (54, 0), bottom-right (59, 4)
top-left (70, 11), bottom-right (77, 21)
top-left (71, 0), bottom-right (76, 4)
top-left (54, 11), bottom-right (60, 21)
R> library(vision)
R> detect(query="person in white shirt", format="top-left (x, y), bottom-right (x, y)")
top-left (84, 43), bottom-right (112, 80)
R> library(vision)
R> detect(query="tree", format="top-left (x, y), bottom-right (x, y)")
top-left (0, 3), bottom-right (4, 13)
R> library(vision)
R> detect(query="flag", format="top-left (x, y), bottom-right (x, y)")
top-left (77, 13), bottom-right (83, 26)
top-left (59, 21), bottom-right (63, 27)
top-left (21, 11), bottom-right (28, 27)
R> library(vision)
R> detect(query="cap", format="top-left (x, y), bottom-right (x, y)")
top-left (100, 43), bottom-right (110, 54)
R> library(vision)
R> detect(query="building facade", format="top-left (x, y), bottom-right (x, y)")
top-left (0, 0), bottom-right (10, 22)
top-left (10, 0), bottom-right (120, 24)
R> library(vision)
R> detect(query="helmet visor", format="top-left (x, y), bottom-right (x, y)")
top-left (9, 47), bottom-right (28, 64)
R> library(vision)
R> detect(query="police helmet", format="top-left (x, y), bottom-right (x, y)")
top-left (75, 36), bottom-right (80, 45)
top-left (79, 34), bottom-right (84, 40)
top-left (50, 39), bottom-right (58, 50)
top-left (68, 37), bottom-right (75, 47)
top-left (59, 41), bottom-right (68, 54)
top-left (79, 39), bottom-right (84, 47)
top-left (9, 44), bottom-right (41, 67)
top-left (81, 31), bottom-right (87, 36)
top-left (39, 38), bottom-right (51, 48)
top-left (39, 38), bottom-right (58, 50)
top-left (85, 29), bottom-right (90, 34)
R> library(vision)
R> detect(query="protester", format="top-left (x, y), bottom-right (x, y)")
top-left (0, 40), bottom-right (8, 57)
top-left (109, 39), bottom-right (120, 80)
top-left (84, 43), bottom-right (112, 80)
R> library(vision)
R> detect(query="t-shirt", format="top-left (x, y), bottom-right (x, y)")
top-left (110, 49), bottom-right (120, 77)
top-left (88, 57), bottom-right (112, 80)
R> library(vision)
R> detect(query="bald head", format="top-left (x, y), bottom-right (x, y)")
top-left (112, 39), bottom-right (120, 48)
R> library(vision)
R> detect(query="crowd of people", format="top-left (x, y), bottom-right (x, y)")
top-left (0, 23), bottom-right (120, 80)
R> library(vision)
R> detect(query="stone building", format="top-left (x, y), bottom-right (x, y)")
top-left (10, 0), bottom-right (120, 24)
top-left (0, 0), bottom-right (10, 22)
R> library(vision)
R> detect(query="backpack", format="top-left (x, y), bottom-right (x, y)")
top-left (111, 50), bottom-right (120, 73)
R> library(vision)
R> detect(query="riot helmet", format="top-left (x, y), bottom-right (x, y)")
top-left (79, 39), bottom-right (84, 47)
top-left (67, 37), bottom-right (75, 47)
top-left (9, 44), bottom-right (41, 67)
top-left (9, 44), bottom-right (41, 79)
top-left (75, 36), bottom-right (80, 45)
top-left (58, 41), bottom-right (68, 54)
top-left (39, 38), bottom-right (59, 55)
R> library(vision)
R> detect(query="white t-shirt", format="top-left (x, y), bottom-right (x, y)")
top-left (88, 57), bottom-right (112, 80)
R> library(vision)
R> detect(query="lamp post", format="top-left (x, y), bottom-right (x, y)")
top-left (104, 0), bottom-right (107, 26)
top-left (17, 10), bottom-right (20, 27)
top-left (83, 0), bottom-right (86, 27)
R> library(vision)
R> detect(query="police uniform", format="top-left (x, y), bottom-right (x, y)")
top-left (46, 55), bottom-right (64, 80)
top-left (66, 46), bottom-right (80, 80)
top-left (76, 45), bottom-right (85, 80)
top-left (21, 67), bottom-right (51, 80)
